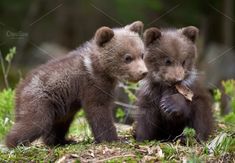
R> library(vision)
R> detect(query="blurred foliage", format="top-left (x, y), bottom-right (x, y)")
top-left (0, 48), bottom-right (18, 141)
top-left (214, 79), bottom-right (235, 123)
top-left (183, 127), bottom-right (196, 147)
top-left (0, 0), bottom-right (233, 89)
top-left (0, 47), bottom-right (16, 89)
top-left (115, 107), bottom-right (125, 123)
top-left (0, 89), bottom-right (14, 140)
top-left (123, 82), bottom-right (138, 104)
top-left (213, 89), bottom-right (222, 102)
top-left (115, 82), bottom-right (138, 123)
top-left (5, 47), bottom-right (15, 63)
top-left (222, 80), bottom-right (235, 113)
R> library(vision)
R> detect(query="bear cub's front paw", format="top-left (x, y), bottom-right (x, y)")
top-left (160, 93), bottom-right (188, 117)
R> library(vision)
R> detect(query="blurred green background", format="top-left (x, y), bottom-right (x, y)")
top-left (0, 0), bottom-right (235, 89)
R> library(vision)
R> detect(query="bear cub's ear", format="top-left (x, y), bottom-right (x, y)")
top-left (125, 21), bottom-right (144, 35)
top-left (143, 27), bottom-right (161, 46)
top-left (95, 27), bottom-right (114, 46)
top-left (182, 26), bottom-right (199, 43)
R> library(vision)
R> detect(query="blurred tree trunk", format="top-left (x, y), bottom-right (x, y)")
top-left (223, 0), bottom-right (234, 47)
top-left (221, 0), bottom-right (234, 115)
top-left (15, 0), bottom-right (46, 66)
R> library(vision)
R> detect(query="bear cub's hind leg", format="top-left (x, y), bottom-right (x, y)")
top-left (6, 117), bottom-right (53, 148)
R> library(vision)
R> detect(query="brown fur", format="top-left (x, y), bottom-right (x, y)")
top-left (135, 26), bottom-right (214, 142)
top-left (6, 21), bottom-right (148, 148)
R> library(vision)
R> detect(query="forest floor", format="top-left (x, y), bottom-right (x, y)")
top-left (0, 116), bottom-right (234, 163)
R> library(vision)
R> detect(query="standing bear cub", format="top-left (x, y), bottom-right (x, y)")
top-left (135, 26), bottom-right (214, 142)
top-left (6, 21), bottom-right (148, 148)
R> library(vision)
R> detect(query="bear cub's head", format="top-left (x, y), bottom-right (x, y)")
top-left (143, 26), bottom-right (199, 86)
top-left (94, 21), bottom-right (148, 82)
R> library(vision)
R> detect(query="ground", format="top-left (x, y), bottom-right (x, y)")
top-left (0, 116), bottom-right (234, 163)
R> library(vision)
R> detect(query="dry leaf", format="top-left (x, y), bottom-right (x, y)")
top-left (175, 84), bottom-right (194, 101)
top-left (155, 146), bottom-right (164, 158)
top-left (218, 123), bottom-right (227, 129)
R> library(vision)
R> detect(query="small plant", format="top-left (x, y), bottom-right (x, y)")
top-left (0, 47), bottom-right (16, 88)
top-left (183, 127), bottom-right (196, 146)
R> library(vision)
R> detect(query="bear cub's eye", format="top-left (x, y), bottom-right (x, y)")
top-left (164, 58), bottom-right (172, 66)
top-left (182, 60), bottom-right (186, 66)
top-left (124, 54), bottom-right (133, 64)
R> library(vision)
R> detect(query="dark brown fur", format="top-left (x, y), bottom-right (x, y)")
top-left (6, 21), bottom-right (148, 148)
top-left (135, 26), bottom-right (214, 142)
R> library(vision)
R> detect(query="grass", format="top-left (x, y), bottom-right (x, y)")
top-left (0, 114), bottom-right (234, 162)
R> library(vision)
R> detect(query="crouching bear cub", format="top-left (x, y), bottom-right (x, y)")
top-left (6, 21), bottom-right (148, 148)
top-left (135, 26), bottom-right (214, 142)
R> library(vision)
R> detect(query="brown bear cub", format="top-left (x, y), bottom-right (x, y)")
top-left (6, 21), bottom-right (148, 148)
top-left (135, 26), bottom-right (214, 142)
